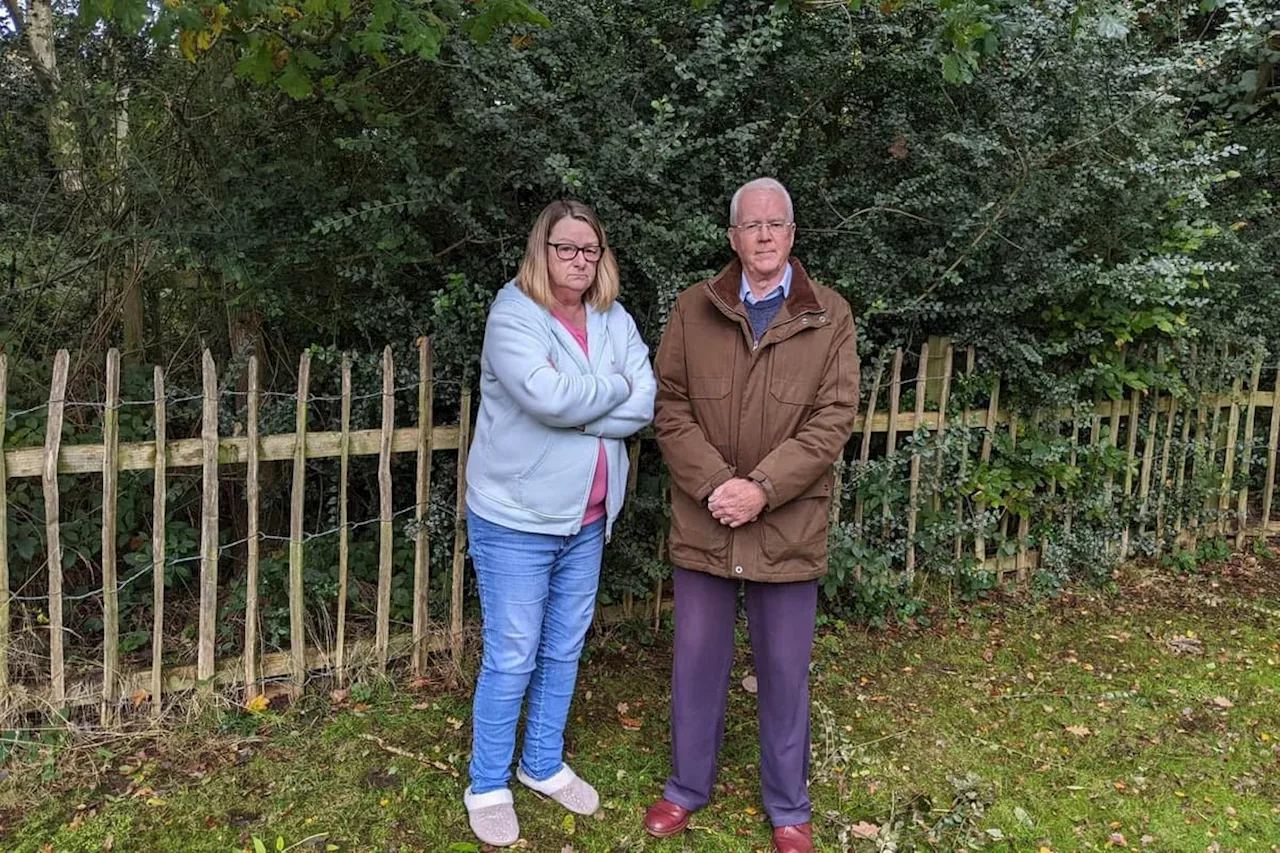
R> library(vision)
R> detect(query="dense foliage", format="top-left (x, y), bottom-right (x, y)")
top-left (1, 0), bottom-right (1277, 666)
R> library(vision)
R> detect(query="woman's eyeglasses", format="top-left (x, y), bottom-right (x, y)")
top-left (548, 243), bottom-right (604, 262)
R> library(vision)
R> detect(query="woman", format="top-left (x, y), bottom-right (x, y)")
top-left (462, 200), bottom-right (656, 846)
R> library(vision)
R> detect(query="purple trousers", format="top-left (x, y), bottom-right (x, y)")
top-left (663, 566), bottom-right (818, 827)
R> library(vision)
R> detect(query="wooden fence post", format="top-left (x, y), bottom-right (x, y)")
top-left (244, 355), bottom-right (260, 699)
top-left (376, 347), bottom-right (394, 673)
top-left (931, 342), bottom-right (954, 513)
top-left (43, 350), bottom-right (69, 712)
top-left (1234, 357), bottom-right (1263, 547)
top-left (905, 342), bottom-right (929, 580)
top-left (1260, 359), bottom-right (1280, 533)
top-left (335, 356), bottom-right (351, 684)
top-left (954, 347), bottom-right (976, 561)
top-left (1217, 371), bottom-right (1243, 540)
top-left (0, 355), bottom-right (8, 708)
top-left (1063, 408), bottom-right (1080, 536)
top-left (974, 376), bottom-right (1000, 566)
top-left (1119, 389), bottom-right (1141, 556)
top-left (413, 338), bottom-right (435, 675)
top-left (101, 349), bottom-right (121, 724)
top-left (881, 348), bottom-right (904, 538)
top-left (288, 351), bottom-right (311, 693)
top-left (151, 367), bottom-right (166, 717)
top-left (198, 351), bottom-right (219, 692)
top-left (1154, 393), bottom-right (1178, 546)
top-left (852, 356), bottom-right (886, 536)
top-left (451, 389), bottom-right (473, 668)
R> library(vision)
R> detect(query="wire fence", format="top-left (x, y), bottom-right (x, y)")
top-left (2, 337), bottom-right (1278, 723)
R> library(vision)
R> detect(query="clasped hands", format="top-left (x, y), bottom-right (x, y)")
top-left (708, 478), bottom-right (767, 528)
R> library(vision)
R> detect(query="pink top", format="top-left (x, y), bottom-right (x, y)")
top-left (554, 313), bottom-right (608, 526)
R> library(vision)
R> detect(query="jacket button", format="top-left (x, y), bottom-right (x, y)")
top-left (802, 317), bottom-right (809, 325)
top-left (734, 566), bottom-right (744, 575)
top-left (819, 315), bottom-right (827, 323)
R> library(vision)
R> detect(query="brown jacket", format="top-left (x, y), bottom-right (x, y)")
top-left (653, 258), bottom-right (860, 583)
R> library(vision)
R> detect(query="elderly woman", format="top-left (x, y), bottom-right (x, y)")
top-left (462, 200), bottom-right (657, 846)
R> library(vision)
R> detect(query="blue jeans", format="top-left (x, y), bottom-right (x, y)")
top-left (466, 508), bottom-right (605, 794)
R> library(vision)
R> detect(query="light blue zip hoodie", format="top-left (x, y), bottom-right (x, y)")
top-left (465, 281), bottom-right (657, 539)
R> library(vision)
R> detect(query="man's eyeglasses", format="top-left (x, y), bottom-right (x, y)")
top-left (732, 221), bottom-right (794, 236)
top-left (548, 243), bottom-right (604, 262)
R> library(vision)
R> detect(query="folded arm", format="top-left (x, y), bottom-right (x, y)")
top-left (485, 303), bottom-right (630, 428)
top-left (582, 311), bottom-right (657, 439)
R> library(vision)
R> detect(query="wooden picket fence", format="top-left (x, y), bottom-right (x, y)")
top-left (1, 339), bottom-right (469, 723)
top-left (1, 335), bottom-right (1277, 723)
top-left (837, 338), bottom-right (1280, 583)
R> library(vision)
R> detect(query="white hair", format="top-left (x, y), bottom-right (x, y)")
top-left (729, 177), bottom-right (794, 226)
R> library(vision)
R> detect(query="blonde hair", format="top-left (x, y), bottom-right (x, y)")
top-left (517, 200), bottom-right (620, 311)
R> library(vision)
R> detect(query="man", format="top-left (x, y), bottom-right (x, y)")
top-left (644, 177), bottom-right (860, 853)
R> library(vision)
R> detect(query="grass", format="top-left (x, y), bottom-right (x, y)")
top-left (2, 552), bottom-right (1280, 852)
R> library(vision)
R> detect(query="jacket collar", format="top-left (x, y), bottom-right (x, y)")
top-left (708, 257), bottom-right (823, 317)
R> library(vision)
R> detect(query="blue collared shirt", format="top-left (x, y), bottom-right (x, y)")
top-left (740, 262), bottom-right (793, 305)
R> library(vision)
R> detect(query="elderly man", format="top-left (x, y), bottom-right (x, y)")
top-left (644, 178), bottom-right (860, 853)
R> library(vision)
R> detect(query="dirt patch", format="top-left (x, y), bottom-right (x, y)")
top-left (363, 768), bottom-right (402, 790)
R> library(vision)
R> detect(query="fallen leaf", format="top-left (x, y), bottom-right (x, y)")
top-left (741, 675), bottom-right (758, 695)
top-left (1210, 696), bottom-right (1234, 709)
top-left (888, 133), bottom-right (909, 160)
top-left (1168, 636), bottom-right (1204, 655)
top-left (618, 714), bottom-right (643, 732)
top-left (1109, 831), bottom-right (1128, 847)
top-left (244, 693), bottom-right (269, 714)
top-left (850, 821), bottom-right (879, 839)
top-left (131, 690), bottom-right (149, 709)
top-left (1064, 724), bottom-right (1092, 737)
top-left (616, 701), bottom-right (642, 731)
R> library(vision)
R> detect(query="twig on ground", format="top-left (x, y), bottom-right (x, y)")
top-left (357, 732), bottom-right (457, 776)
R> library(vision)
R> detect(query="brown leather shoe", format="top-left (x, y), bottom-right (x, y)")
top-left (771, 822), bottom-right (813, 853)
top-left (643, 798), bottom-right (692, 838)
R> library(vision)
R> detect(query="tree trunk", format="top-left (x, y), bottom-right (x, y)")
top-left (25, 0), bottom-right (85, 194)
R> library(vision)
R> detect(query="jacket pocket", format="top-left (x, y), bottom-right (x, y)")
top-left (689, 375), bottom-right (731, 399)
top-left (760, 474), bottom-right (831, 565)
top-left (669, 486), bottom-right (730, 567)
top-left (514, 431), bottom-right (596, 519)
top-left (769, 372), bottom-right (819, 406)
